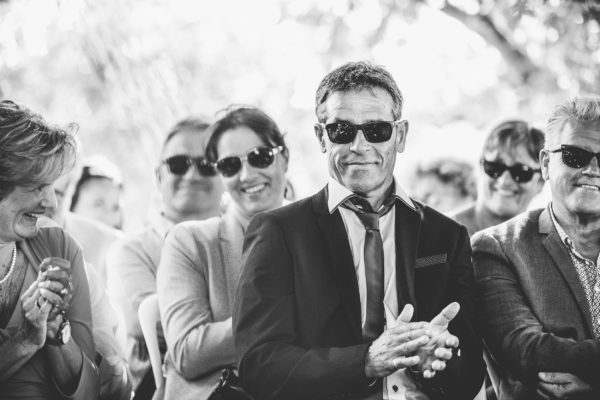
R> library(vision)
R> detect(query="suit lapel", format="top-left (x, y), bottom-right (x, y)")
top-left (313, 187), bottom-right (362, 339)
top-left (219, 208), bottom-right (244, 312)
top-left (539, 207), bottom-right (594, 336)
top-left (394, 202), bottom-right (421, 315)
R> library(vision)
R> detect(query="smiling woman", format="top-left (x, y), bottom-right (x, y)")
top-left (0, 100), bottom-right (99, 400)
top-left (156, 106), bottom-right (288, 400)
top-left (451, 119), bottom-right (545, 235)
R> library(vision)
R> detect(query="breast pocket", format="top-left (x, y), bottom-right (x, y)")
top-left (415, 253), bottom-right (447, 269)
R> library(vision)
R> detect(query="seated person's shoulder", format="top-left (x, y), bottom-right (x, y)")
top-left (169, 216), bottom-right (221, 243)
top-left (472, 208), bottom-right (543, 248)
top-left (250, 195), bottom-right (313, 225)
top-left (416, 200), bottom-right (466, 235)
top-left (448, 203), bottom-right (475, 229)
top-left (32, 217), bottom-right (81, 258)
top-left (67, 211), bottom-right (123, 241)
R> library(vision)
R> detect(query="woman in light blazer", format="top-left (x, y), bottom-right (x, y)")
top-left (156, 106), bottom-right (289, 400)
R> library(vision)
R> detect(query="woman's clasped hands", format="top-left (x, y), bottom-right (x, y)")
top-left (19, 257), bottom-right (73, 347)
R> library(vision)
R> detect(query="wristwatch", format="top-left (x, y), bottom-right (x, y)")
top-left (47, 315), bottom-right (71, 346)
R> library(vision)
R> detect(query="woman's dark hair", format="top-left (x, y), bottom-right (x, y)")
top-left (0, 100), bottom-right (77, 201)
top-left (205, 106), bottom-right (289, 163)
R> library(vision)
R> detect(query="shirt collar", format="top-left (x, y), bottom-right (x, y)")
top-left (327, 177), bottom-right (415, 214)
top-left (549, 203), bottom-right (600, 264)
top-left (549, 202), bottom-right (579, 252)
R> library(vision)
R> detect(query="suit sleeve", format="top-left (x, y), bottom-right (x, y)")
top-left (233, 213), bottom-right (374, 400)
top-left (473, 230), bottom-right (600, 383)
top-left (416, 225), bottom-right (485, 400)
top-left (157, 224), bottom-right (234, 380)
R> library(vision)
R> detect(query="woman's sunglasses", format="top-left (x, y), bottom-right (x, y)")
top-left (319, 120), bottom-right (402, 144)
top-left (162, 155), bottom-right (217, 176)
top-left (214, 146), bottom-right (284, 178)
top-left (550, 145), bottom-right (600, 169)
top-left (481, 160), bottom-right (540, 183)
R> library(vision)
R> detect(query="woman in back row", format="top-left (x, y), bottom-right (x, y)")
top-left (157, 106), bottom-right (289, 399)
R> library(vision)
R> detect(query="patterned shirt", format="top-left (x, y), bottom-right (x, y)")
top-left (550, 205), bottom-right (600, 339)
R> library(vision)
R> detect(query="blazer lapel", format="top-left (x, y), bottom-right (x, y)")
top-left (219, 208), bottom-right (245, 312)
top-left (313, 187), bottom-right (362, 339)
top-left (539, 207), bottom-right (594, 336)
top-left (394, 202), bottom-right (421, 314)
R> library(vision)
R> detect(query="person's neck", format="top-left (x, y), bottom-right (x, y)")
top-left (165, 207), bottom-right (220, 224)
top-left (0, 241), bottom-right (15, 264)
top-left (553, 205), bottom-right (600, 261)
top-left (354, 180), bottom-right (395, 211)
top-left (474, 201), bottom-right (510, 231)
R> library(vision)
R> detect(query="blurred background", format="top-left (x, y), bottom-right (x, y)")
top-left (1, 0), bottom-right (598, 231)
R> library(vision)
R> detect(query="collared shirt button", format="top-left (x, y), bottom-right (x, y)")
top-left (392, 385), bottom-right (399, 392)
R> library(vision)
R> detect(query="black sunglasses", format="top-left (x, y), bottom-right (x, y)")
top-left (214, 146), bottom-right (284, 178)
top-left (162, 155), bottom-right (217, 176)
top-left (550, 145), bottom-right (600, 169)
top-left (320, 120), bottom-right (401, 144)
top-left (481, 160), bottom-right (541, 183)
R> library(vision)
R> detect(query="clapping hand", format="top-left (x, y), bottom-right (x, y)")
top-left (413, 302), bottom-right (461, 379)
top-left (37, 257), bottom-right (73, 321)
top-left (537, 372), bottom-right (596, 400)
top-left (365, 304), bottom-right (431, 378)
top-left (19, 279), bottom-right (52, 347)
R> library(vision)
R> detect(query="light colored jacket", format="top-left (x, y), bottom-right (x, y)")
top-left (157, 207), bottom-right (245, 400)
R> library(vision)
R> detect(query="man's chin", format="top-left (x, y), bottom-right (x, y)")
top-left (341, 178), bottom-right (380, 196)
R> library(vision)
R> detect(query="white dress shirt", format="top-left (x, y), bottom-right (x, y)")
top-left (327, 179), bottom-right (430, 400)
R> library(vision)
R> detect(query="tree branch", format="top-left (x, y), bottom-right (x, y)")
top-left (435, 2), bottom-right (541, 83)
top-left (367, 0), bottom-right (399, 47)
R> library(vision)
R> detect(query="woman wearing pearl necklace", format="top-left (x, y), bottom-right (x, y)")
top-left (0, 100), bottom-right (99, 399)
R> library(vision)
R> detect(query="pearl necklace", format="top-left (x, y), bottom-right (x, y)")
top-left (0, 243), bottom-right (17, 285)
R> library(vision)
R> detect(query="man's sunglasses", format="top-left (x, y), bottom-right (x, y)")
top-left (162, 155), bottom-right (217, 176)
top-left (481, 160), bottom-right (541, 183)
top-left (319, 120), bottom-right (402, 144)
top-left (550, 145), bottom-right (600, 169)
top-left (214, 146), bottom-right (284, 178)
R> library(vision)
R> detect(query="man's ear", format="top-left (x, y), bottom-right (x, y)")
top-left (314, 123), bottom-right (327, 153)
top-left (155, 167), bottom-right (163, 184)
top-left (540, 149), bottom-right (550, 181)
top-left (395, 120), bottom-right (409, 153)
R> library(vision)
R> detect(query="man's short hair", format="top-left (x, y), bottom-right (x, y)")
top-left (315, 61), bottom-right (403, 123)
top-left (545, 96), bottom-right (600, 149)
top-left (161, 117), bottom-right (211, 156)
top-left (481, 120), bottom-right (544, 162)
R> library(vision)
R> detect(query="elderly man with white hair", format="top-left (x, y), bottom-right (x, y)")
top-left (473, 96), bottom-right (600, 400)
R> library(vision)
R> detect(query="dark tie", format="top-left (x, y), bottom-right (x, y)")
top-left (344, 196), bottom-right (395, 342)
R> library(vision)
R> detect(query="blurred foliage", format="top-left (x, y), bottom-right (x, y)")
top-left (1, 0), bottom-right (598, 230)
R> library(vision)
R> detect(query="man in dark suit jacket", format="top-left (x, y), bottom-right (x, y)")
top-left (233, 61), bottom-right (484, 400)
top-left (472, 96), bottom-right (600, 400)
